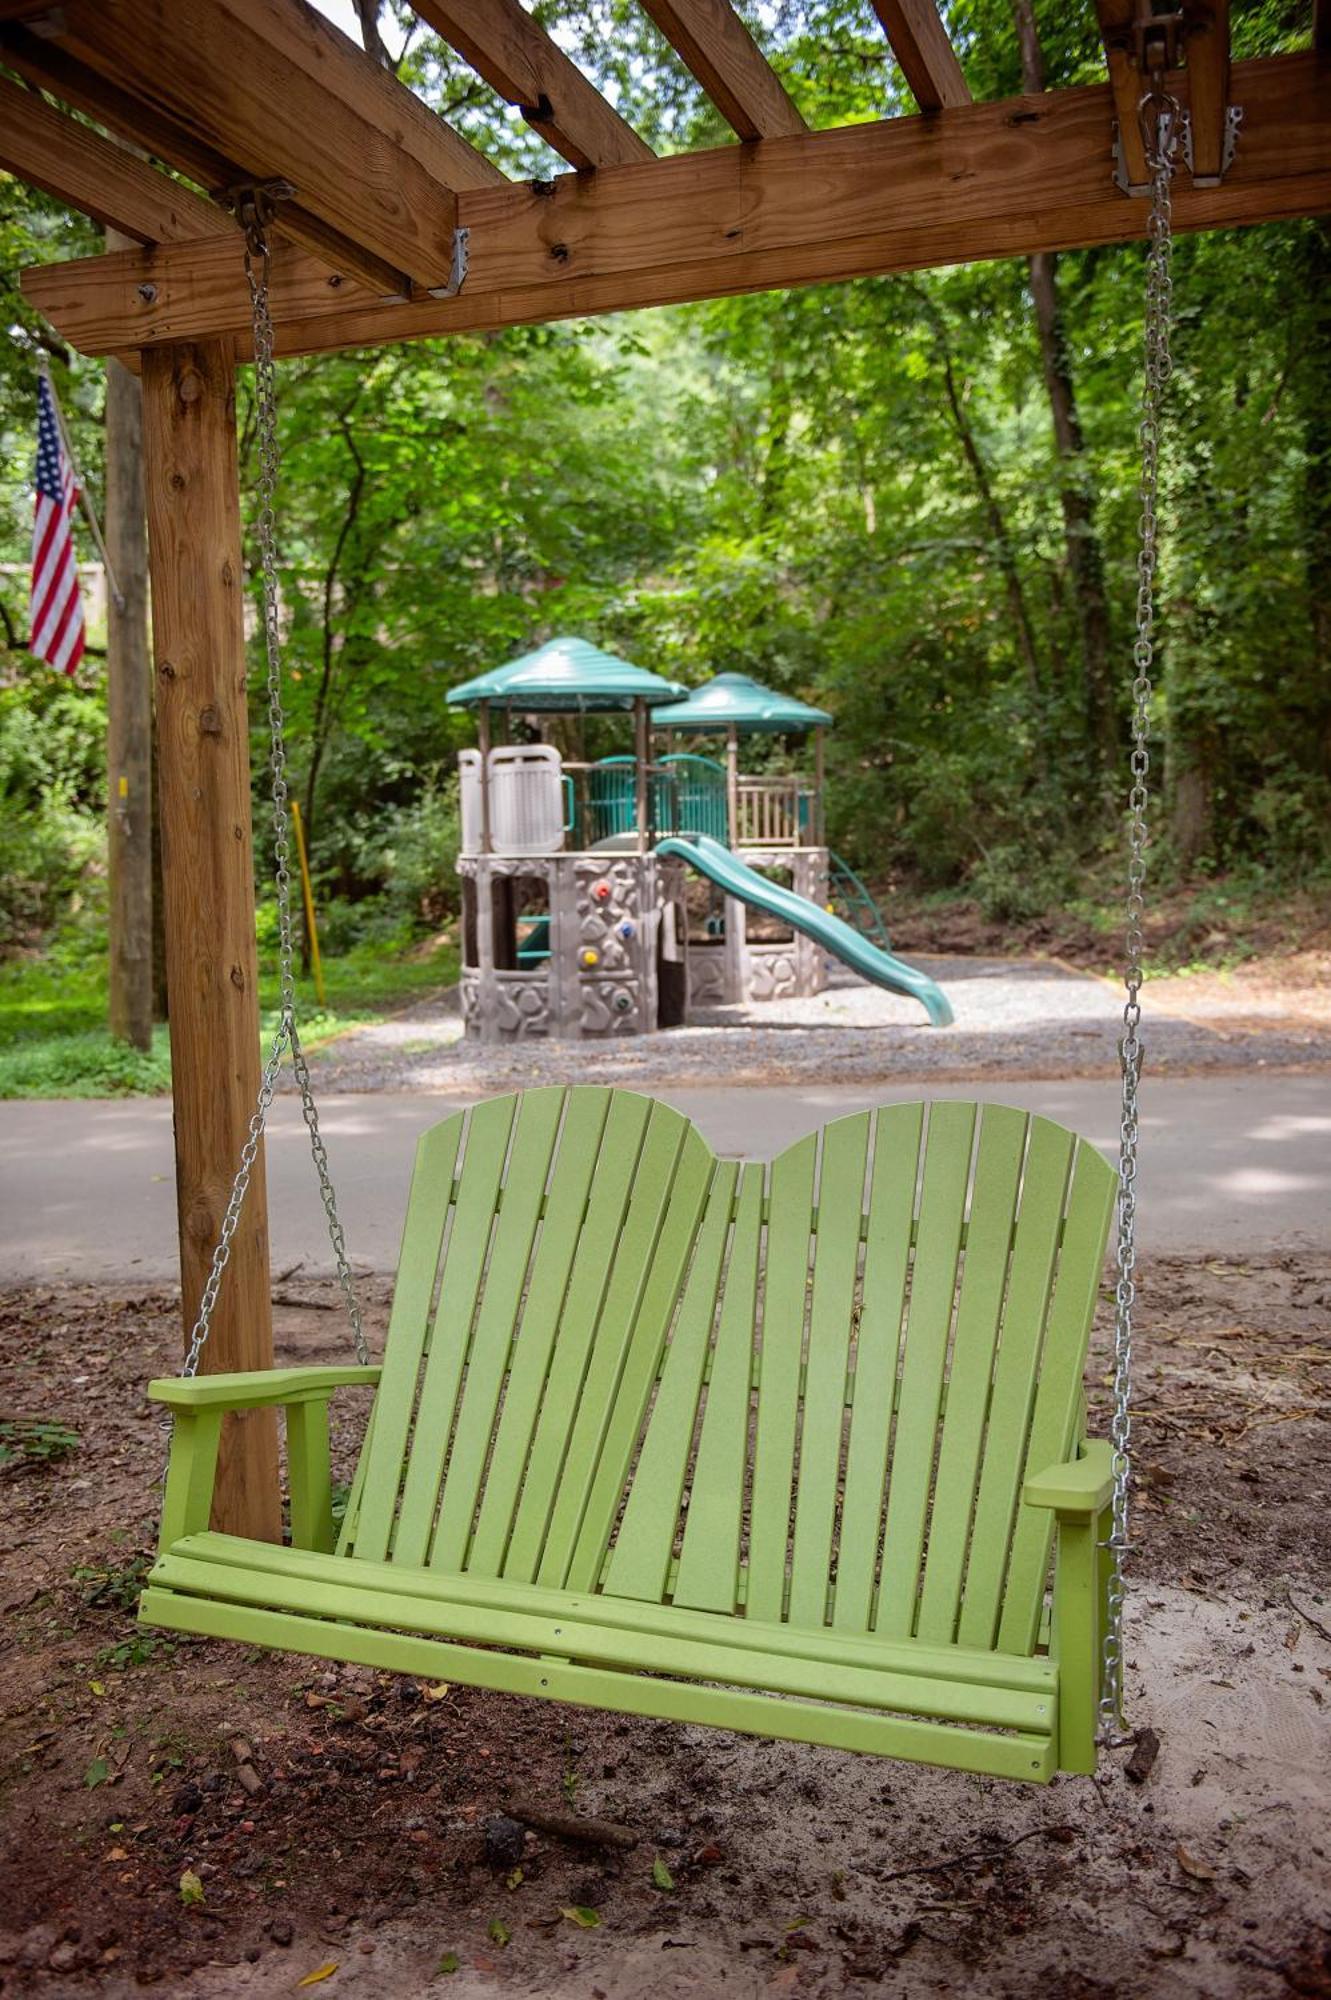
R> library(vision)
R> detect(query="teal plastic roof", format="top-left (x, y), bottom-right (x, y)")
top-left (446, 636), bottom-right (687, 712)
top-left (649, 671), bottom-right (833, 733)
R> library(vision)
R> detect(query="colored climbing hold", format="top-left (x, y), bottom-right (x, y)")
top-left (592, 881), bottom-right (613, 903)
top-left (618, 920), bottom-right (635, 940)
top-left (581, 947), bottom-right (600, 968)
top-left (612, 992), bottom-right (633, 1013)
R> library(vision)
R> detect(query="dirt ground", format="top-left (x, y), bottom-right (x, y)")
top-left (884, 882), bottom-right (1331, 985)
top-left (1, 1258), bottom-right (1328, 1999)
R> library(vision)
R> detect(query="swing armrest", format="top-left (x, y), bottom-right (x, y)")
top-left (149, 1365), bottom-right (381, 1411)
top-left (1023, 1438), bottom-right (1115, 1517)
top-left (152, 1367), bottom-right (381, 1555)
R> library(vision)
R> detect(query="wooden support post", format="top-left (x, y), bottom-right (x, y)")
top-left (106, 227), bottom-right (154, 1051)
top-left (477, 698), bottom-right (493, 854)
top-left (725, 724), bottom-right (740, 849)
top-left (141, 339), bottom-right (280, 1545)
top-left (813, 725), bottom-right (826, 847)
top-left (634, 697), bottom-right (650, 853)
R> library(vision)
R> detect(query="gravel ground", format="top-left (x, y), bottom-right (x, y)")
top-left (298, 957), bottom-right (1331, 1095)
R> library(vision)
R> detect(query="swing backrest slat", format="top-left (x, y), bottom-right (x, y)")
top-left (345, 1088), bottom-right (1115, 1661)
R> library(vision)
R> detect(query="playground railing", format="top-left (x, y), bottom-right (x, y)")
top-left (736, 776), bottom-right (817, 848)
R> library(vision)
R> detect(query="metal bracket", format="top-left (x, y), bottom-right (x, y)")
top-left (223, 178), bottom-right (297, 255)
top-left (1112, 111), bottom-right (1190, 198)
top-left (1112, 120), bottom-right (1153, 199)
top-left (1185, 102), bottom-right (1243, 187)
top-left (427, 227), bottom-right (470, 301)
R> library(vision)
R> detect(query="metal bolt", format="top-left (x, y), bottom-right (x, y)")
top-left (137, 283), bottom-right (158, 305)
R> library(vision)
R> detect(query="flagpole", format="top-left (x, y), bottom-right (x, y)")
top-left (38, 356), bottom-right (126, 615)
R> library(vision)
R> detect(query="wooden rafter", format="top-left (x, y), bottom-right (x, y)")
top-left (637, 0), bottom-right (807, 141)
top-left (412, 0), bottom-right (653, 171)
top-left (1185, 0), bottom-right (1230, 183)
top-left (1095, 0), bottom-right (1151, 191)
top-left (1316, 0), bottom-right (1330, 56)
top-left (0, 75), bottom-right (234, 243)
top-left (13, 0), bottom-right (504, 296)
top-left (870, 0), bottom-right (970, 113)
top-left (0, 24), bottom-right (244, 190)
top-left (1096, 1), bottom-right (1232, 189)
top-left (23, 56), bottom-right (1330, 363)
top-left (0, 23), bottom-right (404, 291)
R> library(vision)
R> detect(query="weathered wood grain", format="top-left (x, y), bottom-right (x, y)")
top-left (20, 56), bottom-right (1327, 360)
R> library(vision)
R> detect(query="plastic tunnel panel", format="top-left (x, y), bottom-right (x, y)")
top-left (657, 835), bottom-right (953, 1028)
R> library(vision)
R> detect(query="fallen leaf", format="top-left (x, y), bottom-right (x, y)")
top-left (84, 1757), bottom-right (109, 1789)
top-left (652, 1856), bottom-right (676, 1892)
top-left (437, 1951), bottom-right (460, 1974)
top-left (296, 1966), bottom-right (338, 1988)
top-left (421, 1682), bottom-right (452, 1704)
top-left (505, 1867), bottom-right (524, 1891)
top-left (90, 1680), bottom-right (106, 1697)
top-left (487, 1919), bottom-right (510, 1947)
top-left (561, 1906), bottom-right (601, 1929)
top-left (178, 1869), bottom-right (205, 1907)
top-left (1175, 1845), bottom-right (1216, 1882)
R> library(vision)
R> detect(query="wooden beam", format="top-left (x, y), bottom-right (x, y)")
top-left (140, 339), bottom-right (280, 1544)
top-left (1, 23), bottom-right (244, 188)
top-left (1316, 0), bottom-right (1330, 57)
top-left (870, 0), bottom-right (970, 112)
top-left (636, 0), bottom-right (808, 141)
top-left (412, 0), bottom-right (653, 170)
top-left (20, 0), bottom-right (505, 293)
top-left (0, 21), bottom-right (429, 294)
top-left (0, 75), bottom-right (234, 242)
top-left (23, 56), bottom-right (1331, 361)
top-left (1185, 0), bottom-right (1230, 184)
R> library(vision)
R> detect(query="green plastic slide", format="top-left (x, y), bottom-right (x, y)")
top-left (657, 833), bottom-right (953, 1027)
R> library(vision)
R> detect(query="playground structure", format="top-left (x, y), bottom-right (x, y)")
top-left (448, 642), bottom-right (950, 1040)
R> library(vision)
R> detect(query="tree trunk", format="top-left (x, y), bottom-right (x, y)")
top-left (937, 339), bottom-right (1044, 703)
top-left (105, 226), bottom-right (154, 1051)
top-left (1012, 0), bottom-right (1117, 770)
top-left (1298, 217), bottom-right (1331, 776)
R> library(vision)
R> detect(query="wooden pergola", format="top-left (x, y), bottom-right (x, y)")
top-left (3, 0), bottom-right (1328, 1537)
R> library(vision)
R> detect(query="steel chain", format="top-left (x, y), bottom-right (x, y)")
top-left (1098, 95), bottom-right (1180, 1747)
top-left (180, 206), bottom-right (367, 1380)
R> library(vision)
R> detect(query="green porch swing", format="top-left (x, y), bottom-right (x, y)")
top-left (140, 86), bottom-right (1179, 1784)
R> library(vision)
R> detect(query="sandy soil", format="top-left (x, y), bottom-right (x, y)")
top-left (298, 954), bottom-right (1331, 1098)
top-left (1, 1258), bottom-right (1328, 1999)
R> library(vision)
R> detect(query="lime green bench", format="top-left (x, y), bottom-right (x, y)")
top-left (142, 1087), bottom-right (1116, 1782)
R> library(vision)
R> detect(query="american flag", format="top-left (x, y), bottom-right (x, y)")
top-left (30, 370), bottom-right (86, 678)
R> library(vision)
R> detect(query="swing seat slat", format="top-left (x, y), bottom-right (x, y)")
top-left (142, 1086), bottom-right (1117, 1782)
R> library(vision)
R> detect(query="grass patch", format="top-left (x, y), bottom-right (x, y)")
top-left (0, 926), bottom-right (459, 1101)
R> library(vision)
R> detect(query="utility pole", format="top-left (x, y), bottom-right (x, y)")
top-left (105, 226), bottom-right (154, 1049)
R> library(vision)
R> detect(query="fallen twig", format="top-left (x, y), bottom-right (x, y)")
top-left (504, 1798), bottom-right (638, 1851)
top-left (876, 1823), bottom-right (1078, 1883)
top-left (1287, 1586), bottom-right (1331, 1645)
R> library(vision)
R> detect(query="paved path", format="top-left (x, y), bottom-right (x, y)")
top-left (2, 1073), bottom-right (1327, 1284)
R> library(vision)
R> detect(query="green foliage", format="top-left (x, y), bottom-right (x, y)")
top-left (74, 1549), bottom-right (154, 1613)
top-left (0, 670), bottom-right (107, 946)
top-left (1, 0), bottom-right (1328, 1029)
top-left (0, 1416), bottom-right (81, 1470)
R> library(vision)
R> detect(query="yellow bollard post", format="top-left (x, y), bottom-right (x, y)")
top-left (289, 798), bottom-right (326, 1008)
